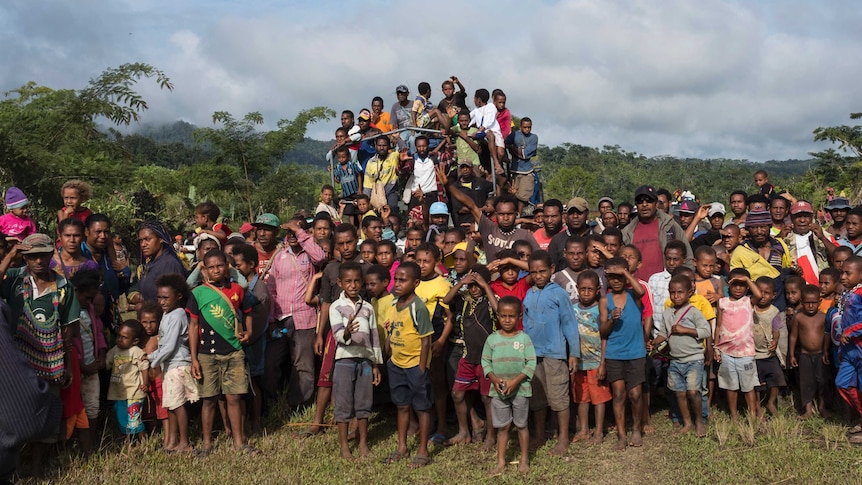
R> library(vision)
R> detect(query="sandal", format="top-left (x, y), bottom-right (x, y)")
top-left (382, 450), bottom-right (406, 464)
top-left (849, 425), bottom-right (862, 434)
top-left (295, 429), bottom-right (320, 440)
top-left (429, 433), bottom-right (447, 446)
top-left (193, 447), bottom-right (212, 457)
top-left (238, 444), bottom-right (262, 455)
top-left (408, 454), bottom-right (431, 468)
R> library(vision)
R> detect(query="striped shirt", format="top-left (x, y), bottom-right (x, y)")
top-left (333, 160), bottom-right (363, 197)
top-left (481, 331), bottom-right (536, 399)
top-left (265, 231), bottom-right (326, 330)
top-left (331, 293), bottom-right (383, 364)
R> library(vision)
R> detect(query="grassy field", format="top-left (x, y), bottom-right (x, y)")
top-left (19, 399), bottom-right (862, 485)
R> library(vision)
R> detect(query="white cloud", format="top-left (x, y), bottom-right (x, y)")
top-left (2, 0), bottom-right (861, 161)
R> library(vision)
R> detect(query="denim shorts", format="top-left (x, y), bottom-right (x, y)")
top-left (667, 360), bottom-right (704, 392)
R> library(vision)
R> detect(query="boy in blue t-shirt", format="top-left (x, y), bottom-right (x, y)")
top-left (332, 145), bottom-right (363, 226)
top-left (600, 257), bottom-right (646, 450)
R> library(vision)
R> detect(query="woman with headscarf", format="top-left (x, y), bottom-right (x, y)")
top-left (128, 220), bottom-right (187, 310)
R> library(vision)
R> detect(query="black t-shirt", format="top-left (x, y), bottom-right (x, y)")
top-left (453, 295), bottom-right (495, 364)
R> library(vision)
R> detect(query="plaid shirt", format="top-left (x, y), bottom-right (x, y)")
top-left (265, 231), bottom-right (325, 330)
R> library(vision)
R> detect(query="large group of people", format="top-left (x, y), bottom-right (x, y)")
top-left (3, 77), bottom-right (862, 480)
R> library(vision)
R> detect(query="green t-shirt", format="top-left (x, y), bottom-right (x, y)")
top-left (452, 125), bottom-right (481, 167)
top-left (481, 331), bottom-right (537, 399)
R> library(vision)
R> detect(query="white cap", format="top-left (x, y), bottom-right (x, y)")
top-left (708, 202), bottom-right (726, 217)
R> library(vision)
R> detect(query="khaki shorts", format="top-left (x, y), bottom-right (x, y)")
top-left (80, 372), bottom-right (101, 420)
top-left (512, 173), bottom-right (535, 203)
top-left (197, 351), bottom-right (249, 398)
top-left (162, 366), bottom-right (200, 409)
top-left (530, 358), bottom-right (570, 412)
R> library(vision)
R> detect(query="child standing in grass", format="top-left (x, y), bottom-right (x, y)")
top-left (571, 270), bottom-right (611, 445)
top-left (522, 250), bottom-right (580, 455)
top-left (789, 284), bottom-right (830, 418)
top-left (714, 268), bottom-right (762, 421)
top-left (139, 301), bottom-right (168, 448)
top-left (836, 256), bottom-right (862, 443)
top-left (106, 320), bottom-right (149, 444)
top-left (331, 262), bottom-right (383, 460)
top-left (650, 275), bottom-right (711, 437)
top-left (147, 274), bottom-right (197, 453)
top-left (383, 262), bottom-right (434, 468)
top-left (753, 276), bottom-right (786, 417)
top-left (600, 257), bottom-right (646, 450)
top-left (483, 296), bottom-right (535, 475)
top-left (444, 266), bottom-right (498, 448)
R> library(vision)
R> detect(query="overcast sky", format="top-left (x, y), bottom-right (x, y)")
top-left (2, 0), bottom-right (860, 161)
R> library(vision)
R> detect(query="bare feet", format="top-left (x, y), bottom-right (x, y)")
top-left (529, 437), bottom-right (547, 451)
top-left (489, 462), bottom-right (506, 475)
top-left (614, 438), bottom-right (627, 451)
top-left (358, 444), bottom-right (371, 457)
top-left (548, 441), bottom-right (569, 456)
top-left (676, 425), bottom-right (693, 435)
top-left (481, 437), bottom-right (496, 451)
top-left (518, 461), bottom-right (530, 474)
top-left (590, 432), bottom-right (604, 445)
top-left (444, 432), bottom-right (470, 446)
top-left (642, 424), bottom-right (655, 435)
top-left (340, 448), bottom-right (355, 460)
top-left (695, 421), bottom-right (707, 438)
top-left (572, 432), bottom-right (590, 443)
top-left (629, 431), bottom-right (643, 447)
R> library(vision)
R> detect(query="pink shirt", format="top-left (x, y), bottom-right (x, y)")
top-left (265, 231), bottom-right (326, 330)
top-left (716, 296), bottom-right (755, 357)
top-left (0, 213), bottom-right (36, 240)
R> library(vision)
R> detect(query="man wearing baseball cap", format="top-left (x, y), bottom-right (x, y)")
top-left (547, 197), bottom-right (594, 270)
top-left (622, 186), bottom-right (692, 279)
top-left (252, 213), bottom-right (281, 276)
top-left (784, 200), bottom-right (833, 286)
top-left (825, 197), bottom-right (851, 242)
top-left (390, 84), bottom-right (414, 151)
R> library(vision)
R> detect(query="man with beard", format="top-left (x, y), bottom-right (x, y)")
top-left (728, 211), bottom-right (794, 310)
top-left (825, 197), bottom-right (851, 243)
top-left (362, 136), bottom-right (400, 211)
top-left (533, 199), bottom-right (564, 251)
top-left (439, 166), bottom-right (538, 262)
top-left (448, 161), bottom-right (493, 227)
top-left (622, 186), bottom-right (692, 280)
top-left (783, 201), bottom-right (833, 286)
top-left (263, 217), bottom-right (326, 409)
top-left (548, 197), bottom-right (594, 270)
top-left (253, 214), bottom-right (281, 278)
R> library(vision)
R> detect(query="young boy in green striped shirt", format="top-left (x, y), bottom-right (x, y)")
top-left (482, 296), bottom-right (536, 475)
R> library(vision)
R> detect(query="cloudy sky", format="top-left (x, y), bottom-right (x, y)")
top-left (2, 0), bottom-right (860, 161)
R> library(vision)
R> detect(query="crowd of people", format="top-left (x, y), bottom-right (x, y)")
top-left (3, 77), bottom-right (862, 479)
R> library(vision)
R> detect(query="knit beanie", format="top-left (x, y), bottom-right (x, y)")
top-left (744, 210), bottom-right (771, 227)
top-left (4, 187), bottom-right (29, 209)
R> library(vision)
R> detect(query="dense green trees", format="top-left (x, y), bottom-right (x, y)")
top-left (0, 64), bottom-right (334, 241)
top-left (537, 144), bottom-right (812, 206)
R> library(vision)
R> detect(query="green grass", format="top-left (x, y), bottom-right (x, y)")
top-left (19, 401), bottom-right (862, 485)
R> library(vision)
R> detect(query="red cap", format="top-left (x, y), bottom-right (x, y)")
top-left (790, 201), bottom-right (813, 215)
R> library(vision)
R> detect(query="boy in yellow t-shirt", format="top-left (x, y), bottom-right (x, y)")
top-left (383, 262), bottom-right (434, 468)
top-left (414, 243), bottom-right (454, 446)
